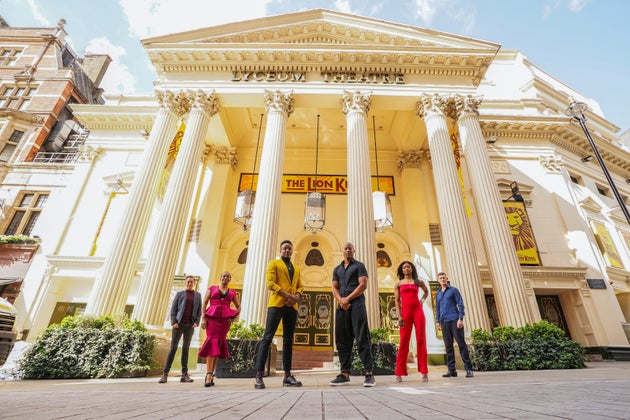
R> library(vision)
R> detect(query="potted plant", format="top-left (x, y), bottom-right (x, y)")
top-left (350, 327), bottom-right (397, 375)
top-left (214, 321), bottom-right (277, 378)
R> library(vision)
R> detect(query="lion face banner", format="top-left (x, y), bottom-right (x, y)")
top-left (503, 201), bottom-right (540, 265)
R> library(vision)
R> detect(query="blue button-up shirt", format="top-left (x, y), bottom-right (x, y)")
top-left (435, 285), bottom-right (465, 323)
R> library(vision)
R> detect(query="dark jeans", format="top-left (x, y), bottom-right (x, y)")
top-left (163, 322), bottom-right (194, 374)
top-left (335, 303), bottom-right (373, 373)
top-left (255, 306), bottom-right (297, 373)
top-left (441, 319), bottom-right (472, 372)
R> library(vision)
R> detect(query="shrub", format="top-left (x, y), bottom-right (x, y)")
top-left (471, 320), bottom-right (586, 371)
top-left (15, 314), bottom-right (156, 379)
top-left (0, 234), bottom-right (40, 244)
top-left (226, 320), bottom-right (264, 340)
top-left (218, 321), bottom-right (265, 375)
top-left (350, 328), bottom-right (397, 374)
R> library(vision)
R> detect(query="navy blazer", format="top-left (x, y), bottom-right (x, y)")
top-left (170, 289), bottom-right (202, 325)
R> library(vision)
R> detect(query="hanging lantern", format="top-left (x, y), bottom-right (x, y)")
top-left (372, 115), bottom-right (393, 231)
top-left (234, 113), bottom-right (263, 231)
top-left (304, 114), bottom-right (326, 234)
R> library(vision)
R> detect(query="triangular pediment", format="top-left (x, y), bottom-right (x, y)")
top-left (142, 9), bottom-right (500, 84)
top-left (143, 9), bottom-right (496, 51)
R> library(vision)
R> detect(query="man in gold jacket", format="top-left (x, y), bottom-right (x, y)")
top-left (254, 240), bottom-right (304, 389)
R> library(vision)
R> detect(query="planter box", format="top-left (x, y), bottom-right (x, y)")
top-left (214, 339), bottom-right (277, 378)
top-left (350, 342), bottom-right (397, 375)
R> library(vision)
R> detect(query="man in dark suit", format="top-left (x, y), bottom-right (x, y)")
top-left (254, 240), bottom-right (304, 389)
top-left (159, 275), bottom-right (202, 383)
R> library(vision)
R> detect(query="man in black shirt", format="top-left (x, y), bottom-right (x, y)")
top-left (329, 242), bottom-right (375, 387)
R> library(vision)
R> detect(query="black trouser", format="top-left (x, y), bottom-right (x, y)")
top-left (441, 319), bottom-right (472, 372)
top-left (163, 322), bottom-right (194, 374)
top-left (255, 306), bottom-right (297, 373)
top-left (335, 303), bottom-right (373, 373)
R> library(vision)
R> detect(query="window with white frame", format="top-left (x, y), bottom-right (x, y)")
top-left (0, 84), bottom-right (36, 110)
top-left (0, 129), bottom-right (25, 162)
top-left (2, 191), bottom-right (49, 236)
top-left (0, 47), bottom-right (23, 67)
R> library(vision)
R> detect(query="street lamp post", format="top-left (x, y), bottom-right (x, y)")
top-left (566, 98), bottom-right (630, 226)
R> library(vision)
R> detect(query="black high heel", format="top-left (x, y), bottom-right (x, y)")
top-left (204, 372), bottom-right (214, 387)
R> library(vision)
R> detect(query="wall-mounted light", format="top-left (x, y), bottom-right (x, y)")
top-left (139, 128), bottom-right (150, 138)
top-left (504, 181), bottom-right (524, 202)
top-left (581, 155), bottom-right (594, 163)
top-left (486, 135), bottom-right (498, 144)
top-left (234, 113), bottom-right (263, 231)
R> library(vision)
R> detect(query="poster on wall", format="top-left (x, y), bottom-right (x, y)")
top-left (591, 221), bottom-right (624, 269)
top-left (502, 201), bottom-right (540, 265)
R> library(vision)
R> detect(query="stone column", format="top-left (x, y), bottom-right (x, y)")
top-left (456, 94), bottom-right (533, 327)
top-left (240, 90), bottom-right (294, 326)
top-left (417, 94), bottom-right (490, 332)
top-left (85, 90), bottom-right (189, 317)
top-left (342, 90), bottom-right (380, 329)
top-left (133, 91), bottom-right (220, 326)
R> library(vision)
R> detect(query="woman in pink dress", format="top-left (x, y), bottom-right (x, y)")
top-left (394, 261), bottom-right (429, 382)
top-left (199, 271), bottom-right (240, 387)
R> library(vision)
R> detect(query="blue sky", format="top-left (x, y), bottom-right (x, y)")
top-left (1, 0), bottom-right (629, 134)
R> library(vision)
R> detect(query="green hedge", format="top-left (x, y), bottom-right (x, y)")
top-left (16, 315), bottom-right (156, 379)
top-left (471, 321), bottom-right (586, 371)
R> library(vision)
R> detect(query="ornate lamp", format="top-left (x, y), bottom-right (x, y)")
top-left (304, 114), bottom-right (326, 234)
top-left (234, 113), bottom-right (263, 231)
top-left (372, 115), bottom-right (393, 231)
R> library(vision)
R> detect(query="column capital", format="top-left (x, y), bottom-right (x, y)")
top-left (396, 149), bottom-right (424, 171)
top-left (264, 90), bottom-right (294, 116)
top-left (190, 90), bottom-right (221, 117)
top-left (342, 90), bottom-right (371, 115)
top-left (155, 90), bottom-right (191, 118)
top-left (455, 94), bottom-right (483, 119)
top-left (209, 145), bottom-right (238, 168)
top-left (416, 93), bottom-right (452, 120)
top-left (76, 144), bottom-right (101, 162)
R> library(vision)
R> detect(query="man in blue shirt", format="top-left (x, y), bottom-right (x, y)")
top-left (435, 272), bottom-right (473, 378)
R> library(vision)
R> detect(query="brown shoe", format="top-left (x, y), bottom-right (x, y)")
top-left (180, 373), bottom-right (193, 383)
top-left (158, 374), bottom-right (168, 383)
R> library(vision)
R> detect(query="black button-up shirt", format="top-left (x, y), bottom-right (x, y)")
top-left (332, 258), bottom-right (367, 306)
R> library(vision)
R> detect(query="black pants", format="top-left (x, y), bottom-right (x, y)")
top-left (163, 322), bottom-right (194, 374)
top-left (335, 303), bottom-right (373, 373)
top-left (255, 306), bottom-right (297, 373)
top-left (441, 319), bottom-right (472, 372)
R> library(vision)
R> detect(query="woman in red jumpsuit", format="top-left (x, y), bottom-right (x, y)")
top-left (199, 271), bottom-right (240, 387)
top-left (394, 261), bottom-right (429, 382)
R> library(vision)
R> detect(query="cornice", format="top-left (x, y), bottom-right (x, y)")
top-left (72, 111), bottom-right (155, 131)
top-left (480, 117), bottom-right (630, 177)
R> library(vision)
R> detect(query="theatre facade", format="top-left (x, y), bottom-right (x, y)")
top-left (11, 9), bottom-right (630, 361)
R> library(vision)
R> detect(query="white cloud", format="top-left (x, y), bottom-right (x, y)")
top-left (334, 0), bottom-right (356, 15)
top-left (84, 37), bottom-right (137, 95)
top-left (26, 0), bottom-right (50, 25)
top-left (118, 0), bottom-right (271, 39)
top-left (568, 0), bottom-right (590, 12)
top-left (415, 0), bottom-right (438, 24)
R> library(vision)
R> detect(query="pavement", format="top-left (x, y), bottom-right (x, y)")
top-left (1, 361), bottom-right (630, 419)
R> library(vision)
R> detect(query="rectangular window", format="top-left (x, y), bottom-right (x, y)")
top-left (0, 47), bottom-right (22, 67)
top-left (0, 85), bottom-right (36, 110)
top-left (2, 191), bottom-right (49, 236)
top-left (0, 129), bottom-right (25, 162)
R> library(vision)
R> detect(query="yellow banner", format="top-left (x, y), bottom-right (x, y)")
top-left (592, 221), bottom-right (624, 269)
top-left (450, 125), bottom-right (471, 216)
top-left (158, 122), bottom-right (185, 200)
top-left (238, 174), bottom-right (395, 195)
top-left (503, 201), bottom-right (540, 265)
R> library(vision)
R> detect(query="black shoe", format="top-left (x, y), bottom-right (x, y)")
top-left (329, 374), bottom-right (350, 386)
top-left (158, 374), bottom-right (168, 383)
top-left (363, 374), bottom-right (376, 387)
top-left (283, 375), bottom-right (302, 387)
top-left (466, 370), bottom-right (474, 378)
top-left (442, 371), bottom-right (457, 378)
top-left (254, 376), bottom-right (265, 389)
top-left (204, 372), bottom-right (214, 387)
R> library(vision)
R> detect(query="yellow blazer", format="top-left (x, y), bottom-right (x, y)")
top-left (266, 258), bottom-right (304, 309)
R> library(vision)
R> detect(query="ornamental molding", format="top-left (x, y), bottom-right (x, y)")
top-left (396, 149), bottom-right (424, 171)
top-left (143, 11), bottom-right (499, 85)
top-left (72, 112), bottom-right (155, 130)
top-left (342, 90), bottom-right (371, 115)
top-left (209, 145), bottom-right (238, 168)
top-left (538, 154), bottom-right (564, 173)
